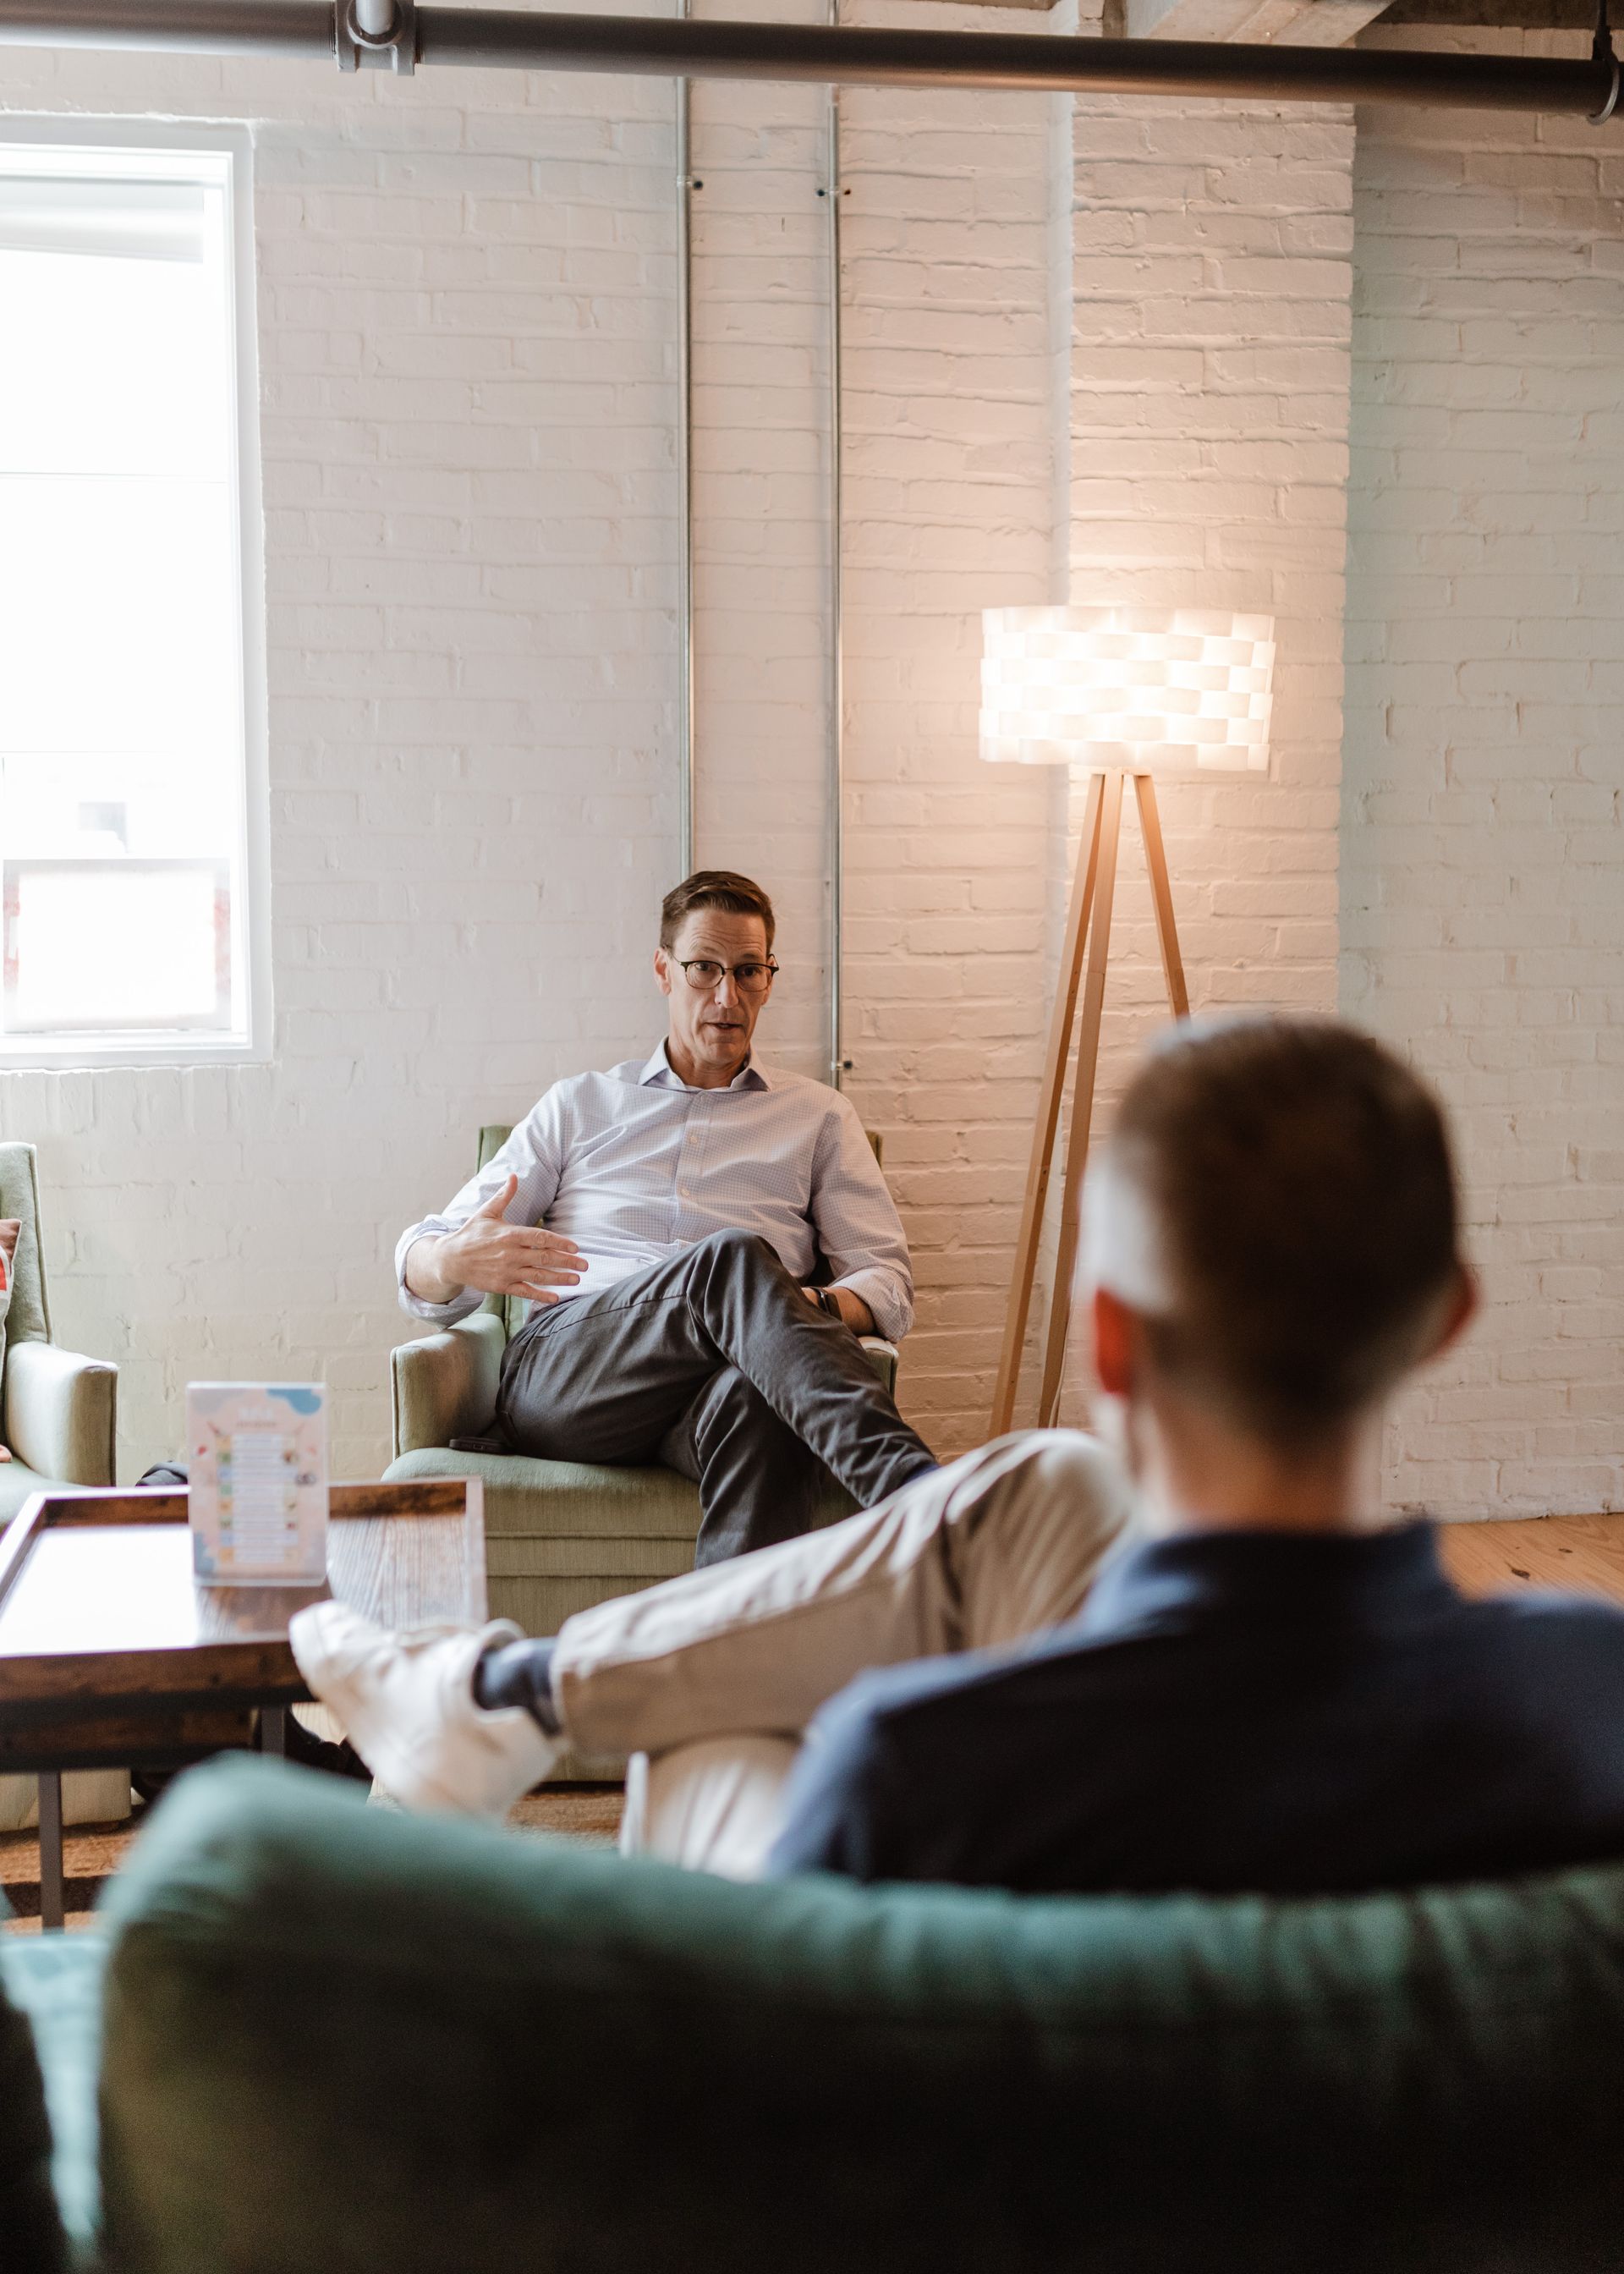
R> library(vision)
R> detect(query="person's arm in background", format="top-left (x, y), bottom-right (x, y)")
top-left (804, 1096), bottom-right (914, 1341)
top-left (397, 1090), bottom-right (584, 1326)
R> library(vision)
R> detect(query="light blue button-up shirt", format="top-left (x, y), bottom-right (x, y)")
top-left (396, 1043), bottom-right (914, 1342)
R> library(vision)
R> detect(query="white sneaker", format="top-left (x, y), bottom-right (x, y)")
top-left (288, 1603), bottom-right (561, 1818)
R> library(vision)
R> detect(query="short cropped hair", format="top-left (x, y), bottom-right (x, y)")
top-left (1095, 1016), bottom-right (1462, 1446)
top-left (660, 870), bottom-right (776, 953)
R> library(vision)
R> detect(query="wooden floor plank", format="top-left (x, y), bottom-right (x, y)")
top-left (1439, 1511), bottom-right (1624, 1607)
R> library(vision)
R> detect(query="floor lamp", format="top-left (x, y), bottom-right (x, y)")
top-left (983, 607), bottom-right (1277, 1438)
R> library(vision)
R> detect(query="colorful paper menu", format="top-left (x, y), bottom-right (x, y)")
top-left (186, 1381), bottom-right (328, 1585)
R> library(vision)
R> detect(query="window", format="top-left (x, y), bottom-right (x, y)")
top-left (0, 135), bottom-right (266, 1061)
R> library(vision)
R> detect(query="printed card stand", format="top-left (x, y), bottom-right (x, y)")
top-left (187, 1382), bottom-right (329, 1585)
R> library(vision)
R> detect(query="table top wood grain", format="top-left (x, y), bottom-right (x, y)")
top-left (0, 1479), bottom-right (486, 1725)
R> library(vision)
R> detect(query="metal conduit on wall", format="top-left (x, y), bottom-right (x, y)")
top-left (676, 6), bottom-right (695, 878)
top-left (826, 1), bottom-right (845, 1092)
top-left (676, 5), bottom-right (852, 1085)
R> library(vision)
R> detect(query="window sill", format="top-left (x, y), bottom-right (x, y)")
top-left (0, 1035), bottom-right (266, 1072)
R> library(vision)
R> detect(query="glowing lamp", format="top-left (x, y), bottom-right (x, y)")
top-left (982, 607), bottom-right (1277, 1436)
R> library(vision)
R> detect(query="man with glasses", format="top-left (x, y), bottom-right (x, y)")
top-left (398, 870), bottom-right (937, 1564)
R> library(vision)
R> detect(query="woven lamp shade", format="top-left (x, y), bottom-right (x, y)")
top-left (980, 607), bottom-right (1276, 773)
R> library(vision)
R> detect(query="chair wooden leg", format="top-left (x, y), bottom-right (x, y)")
top-left (1038, 768), bottom-right (1124, 1428)
top-left (1133, 772), bottom-right (1189, 1019)
top-left (988, 774), bottom-right (1105, 1439)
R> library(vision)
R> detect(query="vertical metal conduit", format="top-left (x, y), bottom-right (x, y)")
top-left (826, 0), bottom-right (845, 1090)
top-left (676, 0), bottom-right (696, 875)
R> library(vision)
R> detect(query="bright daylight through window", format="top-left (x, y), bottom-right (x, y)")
top-left (0, 140), bottom-right (260, 1059)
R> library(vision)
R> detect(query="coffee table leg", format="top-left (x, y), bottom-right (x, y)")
top-left (37, 1772), bottom-right (65, 1932)
top-left (259, 1707), bottom-right (286, 1757)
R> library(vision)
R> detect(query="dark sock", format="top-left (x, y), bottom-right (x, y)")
top-left (474, 1637), bottom-right (562, 1736)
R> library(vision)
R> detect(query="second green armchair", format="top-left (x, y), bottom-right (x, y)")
top-left (0, 1141), bottom-right (126, 1832)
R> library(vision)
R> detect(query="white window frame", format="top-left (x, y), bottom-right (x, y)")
top-left (0, 119), bottom-right (271, 1068)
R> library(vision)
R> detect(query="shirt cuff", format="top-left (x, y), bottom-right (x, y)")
top-left (831, 1269), bottom-right (911, 1345)
top-left (395, 1231), bottom-right (482, 1327)
top-left (397, 1280), bottom-right (483, 1328)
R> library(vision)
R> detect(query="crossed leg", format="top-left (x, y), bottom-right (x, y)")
top-left (550, 1430), bottom-right (1139, 1878)
top-left (294, 1432), bottom-right (1138, 1865)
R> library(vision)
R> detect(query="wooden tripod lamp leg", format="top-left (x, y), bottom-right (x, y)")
top-left (1037, 767), bottom-right (1125, 1428)
top-left (987, 773), bottom-right (1106, 1439)
top-left (1132, 772), bottom-right (1189, 1019)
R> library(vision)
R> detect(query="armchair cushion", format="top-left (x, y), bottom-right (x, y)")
top-left (0, 1452), bottom-right (56, 1527)
top-left (3, 1343), bottom-right (117, 1487)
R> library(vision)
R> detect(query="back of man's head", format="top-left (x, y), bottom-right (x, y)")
top-left (1088, 1016), bottom-right (1463, 1448)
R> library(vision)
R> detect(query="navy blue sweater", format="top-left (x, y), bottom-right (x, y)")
top-left (766, 1522), bottom-right (1624, 1896)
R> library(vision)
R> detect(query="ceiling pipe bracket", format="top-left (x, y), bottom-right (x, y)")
top-left (337, 0), bottom-right (414, 73)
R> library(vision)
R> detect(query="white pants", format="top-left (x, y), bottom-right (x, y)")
top-left (551, 1431), bottom-right (1138, 1880)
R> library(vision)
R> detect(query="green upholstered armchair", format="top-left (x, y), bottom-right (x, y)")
top-left (0, 1142), bottom-right (125, 1832)
top-left (384, 1124), bottom-right (901, 1661)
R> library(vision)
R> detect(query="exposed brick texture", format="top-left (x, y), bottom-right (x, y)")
top-left (0, 32), bottom-right (683, 1476)
top-left (0, 16), bottom-right (1612, 1513)
top-left (1344, 27), bottom-right (1624, 1519)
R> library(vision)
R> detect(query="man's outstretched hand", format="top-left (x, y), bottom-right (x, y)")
top-left (405, 1175), bottom-right (585, 1307)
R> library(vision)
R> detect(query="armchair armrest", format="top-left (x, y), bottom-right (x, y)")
top-left (3, 1341), bottom-right (118, 1486)
top-left (859, 1336), bottom-right (898, 1398)
top-left (391, 1312), bottom-right (506, 1458)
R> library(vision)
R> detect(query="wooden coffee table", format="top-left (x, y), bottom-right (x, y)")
top-left (0, 1477), bottom-right (486, 1929)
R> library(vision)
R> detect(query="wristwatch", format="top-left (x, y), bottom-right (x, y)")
top-left (813, 1287), bottom-right (842, 1322)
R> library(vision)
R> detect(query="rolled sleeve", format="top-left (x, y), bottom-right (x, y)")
top-left (832, 1266), bottom-right (910, 1347)
top-left (394, 1218), bottom-right (484, 1328)
top-left (395, 1096), bottom-right (567, 1325)
top-left (813, 1099), bottom-right (914, 1342)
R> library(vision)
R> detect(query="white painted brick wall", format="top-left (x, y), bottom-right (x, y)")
top-left (0, 3), bottom-right (1067, 1474)
top-left (1344, 26), bottom-right (1624, 1519)
top-left (19, 14), bottom-right (1566, 1509)
top-left (0, 26), bottom-right (683, 1477)
top-left (1037, 91), bottom-right (1354, 1423)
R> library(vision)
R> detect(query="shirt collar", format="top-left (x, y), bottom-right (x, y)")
top-left (1076, 1520), bottom-right (1455, 1641)
top-left (638, 1041), bottom-right (770, 1094)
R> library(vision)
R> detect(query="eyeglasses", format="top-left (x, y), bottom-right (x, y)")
top-left (675, 958), bottom-right (778, 996)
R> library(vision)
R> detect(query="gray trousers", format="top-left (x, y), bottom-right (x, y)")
top-left (494, 1228), bottom-right (936, 1564)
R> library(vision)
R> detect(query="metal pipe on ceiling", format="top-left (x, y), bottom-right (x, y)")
top-left (0, 0), bottom-right (334, 55)
top-left (0, 0), bottom-right (1616, 116)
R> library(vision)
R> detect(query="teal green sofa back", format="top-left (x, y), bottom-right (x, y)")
top-left (12, 1754), bottom-right (1624, 2271)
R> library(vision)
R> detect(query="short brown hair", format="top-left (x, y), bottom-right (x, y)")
top-left (660, 870), bottom-right (776, 953)
top-left (1102, 1017), bottom-right (1462, 1446)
